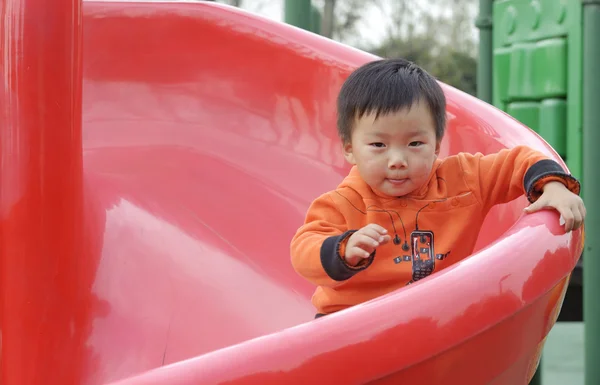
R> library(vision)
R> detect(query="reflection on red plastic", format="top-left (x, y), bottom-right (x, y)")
top-left (0, 1), bottom-right (583, 385)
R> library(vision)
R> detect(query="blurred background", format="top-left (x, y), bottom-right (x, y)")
top-left (205, 0), bottom-right (480, 96)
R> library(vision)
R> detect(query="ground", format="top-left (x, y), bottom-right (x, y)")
top-left (541, 322), bottom-right (584, 384)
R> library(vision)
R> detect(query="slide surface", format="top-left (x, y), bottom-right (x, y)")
top-left (3, 1), bottom-right (584, 384)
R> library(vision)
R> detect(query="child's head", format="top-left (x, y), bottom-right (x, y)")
top-left (337, 58), bottom-right (446, 197)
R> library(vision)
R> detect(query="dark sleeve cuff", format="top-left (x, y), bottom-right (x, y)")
top-left (320, 230), bottom-right (375, 281)
top-left (524, 159), bottom-right (581, 203)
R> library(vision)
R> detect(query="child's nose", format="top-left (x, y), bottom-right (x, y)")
top-left (388, 153), bottom-right (408, 169)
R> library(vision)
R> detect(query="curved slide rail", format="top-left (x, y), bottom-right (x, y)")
top-left (2, 1), bottom-right (584, 385)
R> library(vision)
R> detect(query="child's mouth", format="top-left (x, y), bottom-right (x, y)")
top-left (387, 178), bottom-right (408, 185)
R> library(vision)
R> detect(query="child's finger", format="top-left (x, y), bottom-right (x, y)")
top-left (571, 207), bottom-right (584, 230)
top-left (352, 234), bottom-right (379, 251)
top-left (580, 200), bottom-right (587, 218)
top-left (347, 247), bottom-right (371, 259)
top-left (379, 234), bottom-right (392, 244)
top-left (564, 204), bottom-right (585, 231)
top-left (524, 197), bottom-right (548, 213)
top-left (560, 209), bottom-right (575, 232)
top-left (361, 227), bottom-right (388, 243)
top-left (364, 223), bottom-right (388, 236)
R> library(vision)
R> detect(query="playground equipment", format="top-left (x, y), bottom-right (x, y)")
top-left (474, 2), bottom-right (599, 384)
top-left (0, 1), bottom-right (585, 384)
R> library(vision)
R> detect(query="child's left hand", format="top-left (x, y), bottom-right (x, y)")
top-left (524, 181), bottom-right (586, 232)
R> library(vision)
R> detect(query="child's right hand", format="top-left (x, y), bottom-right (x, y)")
top-left (344, 224), bottom-right (391, 266)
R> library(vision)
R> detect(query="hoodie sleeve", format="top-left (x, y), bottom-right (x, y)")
top-left (290, 192), bottom-right (374, 288)
top-left (457, 145), bottom-right (580, 212)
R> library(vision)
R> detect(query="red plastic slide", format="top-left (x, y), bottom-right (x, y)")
top-left (0, 2), bottom-right (583, 385)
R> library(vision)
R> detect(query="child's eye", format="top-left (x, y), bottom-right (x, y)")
top-left (409, 141), bottom-right (424, 147)
top-left (370, 142), bottom-right (386, 148)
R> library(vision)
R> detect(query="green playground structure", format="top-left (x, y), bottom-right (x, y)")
top-left (284, 1), bottom-right (599, 384)
top-left (476, 2), bottom-right (598, 383)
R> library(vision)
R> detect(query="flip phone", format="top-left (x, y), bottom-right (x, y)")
top-left (410, 230), bottom-right (435, 281)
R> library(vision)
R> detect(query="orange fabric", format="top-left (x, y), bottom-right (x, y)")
top-left (290, 145), bottom-right (577, 315)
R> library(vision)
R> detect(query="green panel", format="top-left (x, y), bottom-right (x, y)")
top-left (508, 42), bottom-right (536, 100)
top-left (532, 38), bottom-right (567, 99)
top-left (507, 102), bottom-right (539, 132)
top-left (539, 99), bottom-right (566, 157)
top-left (491, 0), bottom-right (583, 180)
top-left (493, 46), bottom-right (511, 106)
top-left (494, 0), bottom-right (572, 47)
top-left (565, 3), bottom-right (583, 180)
top-left (505, 39), bottom-right (568, 101)
top-left (505, 39), bottom-right (567, 101)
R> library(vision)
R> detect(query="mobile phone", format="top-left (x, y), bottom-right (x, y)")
top-left (410, 230), bottom-right (435, 281)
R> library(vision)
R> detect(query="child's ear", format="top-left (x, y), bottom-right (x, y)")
top-left (343, 141), bottom-right (356, 164)
top-left (434, 140), bottom-right (441, 157)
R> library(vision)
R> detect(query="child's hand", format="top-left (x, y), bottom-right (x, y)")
top-left (524, 181), bottom-right (586, 232)
top-left (344, 224), bottom-right (391, 266)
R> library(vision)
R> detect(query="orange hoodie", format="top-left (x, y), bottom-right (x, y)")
top-left (290, 145), bottom-right (580, 315)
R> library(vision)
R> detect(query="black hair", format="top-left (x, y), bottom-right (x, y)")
top-left (336, 58), bottom-right (446, 144)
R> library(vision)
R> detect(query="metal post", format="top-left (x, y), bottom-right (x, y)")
top-left (583, 2), bottom-right (600, 385)
top-left (475, 0), bottom-right (493, 104)
top-left (0, 0), bottom-right (85, 383)
top-left (284, 0), bottom-right (312, 31)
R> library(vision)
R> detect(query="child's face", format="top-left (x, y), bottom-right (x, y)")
top-left (343, 101), bottom-right (440, 197)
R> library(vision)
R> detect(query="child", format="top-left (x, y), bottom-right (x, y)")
top-left (290, 58), bottom-right (585, 318)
